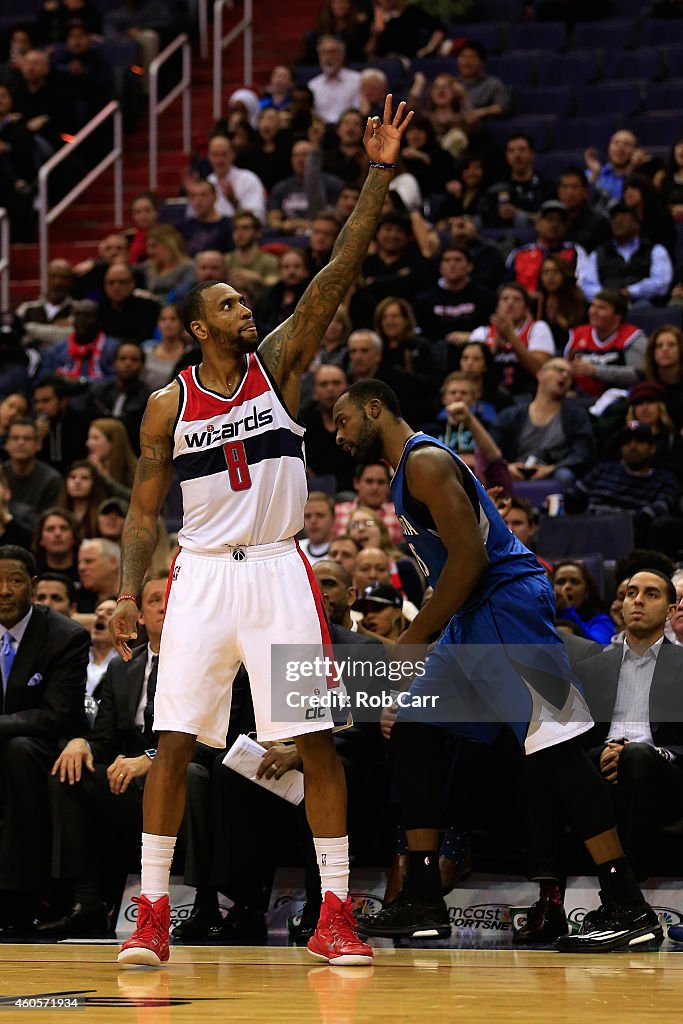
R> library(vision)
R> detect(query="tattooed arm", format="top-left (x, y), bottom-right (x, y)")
top-left (108, 383), bottom-right (178, 660)
top-left (258, 95), bottom-right (413, 416)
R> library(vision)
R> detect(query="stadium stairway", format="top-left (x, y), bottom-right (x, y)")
top-left (8, 0), bottom-right (320, 307)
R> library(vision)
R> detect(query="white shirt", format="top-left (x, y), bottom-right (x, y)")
top-left (299, 538), bottom-right (331, 566)
top-left (470, 319), bottom-right (555, 355)
top-left (206, 167), bottom-right (267, 224)
top-left (86, 647), bottom-right (117, 698)
top-left (607, 635), bottom-right (664, 745)
top-left (134, 645), bottom-right (160, 729)
top-left (309, 67), bottom-right (361, 124)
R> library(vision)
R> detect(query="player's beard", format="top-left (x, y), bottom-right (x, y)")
top-left (207, 322), bottom-right (260, 353)
top-left (354, 412), bottom-right (384, 463)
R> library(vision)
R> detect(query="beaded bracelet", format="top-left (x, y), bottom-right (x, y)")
top-left (116, 593), bottom-right (138, 608)
top-left (368, 161), bottom-right (397, 170)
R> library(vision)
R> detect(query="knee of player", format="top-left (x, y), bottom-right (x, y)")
top-left (155, 731), bottom-right (197, 768)
top-left (294, 728), bottom-right (337, 766)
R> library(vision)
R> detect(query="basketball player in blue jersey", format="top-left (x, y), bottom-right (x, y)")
top-left (333, 379), bottom-right (663, 953)
top-left (108, 97), bottom-right (414, 968)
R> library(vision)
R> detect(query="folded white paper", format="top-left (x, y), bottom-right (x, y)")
top-left (222, 733), bottom-right (304, 805)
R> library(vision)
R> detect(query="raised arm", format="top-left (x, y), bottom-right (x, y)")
top-left (108, 384), bottom-right (177, 660)
top-left (258, 95), bottom-right (413, 411)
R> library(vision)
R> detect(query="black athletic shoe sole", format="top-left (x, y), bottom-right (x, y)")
top-left (357, 916), bottom-right (451, 940)
top-left (555, 922), bottom-right (664, 953)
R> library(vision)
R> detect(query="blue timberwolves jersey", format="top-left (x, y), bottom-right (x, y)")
top-left (391, 433), bottom-right (546, 610)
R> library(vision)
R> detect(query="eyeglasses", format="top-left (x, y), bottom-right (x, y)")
top-left (350, 520), bottom-right (377, 530)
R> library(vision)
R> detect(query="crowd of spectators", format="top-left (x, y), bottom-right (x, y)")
top-left (1, 0), bottom-right (683, 945)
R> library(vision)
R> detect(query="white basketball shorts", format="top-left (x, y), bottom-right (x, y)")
top-left (153, 539), bottom-right (337, 746)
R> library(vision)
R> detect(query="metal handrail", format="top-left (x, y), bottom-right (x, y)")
top-left (38, 101), bottom-right (123, 295)
top-left (0, 209), bottom-right (8, 310)
top-left (198, 0), bottom-right (209, 59)
top-left (213, 0), bottom-right (253, 121)
top-left (149, 33), bottom-right (191, 191)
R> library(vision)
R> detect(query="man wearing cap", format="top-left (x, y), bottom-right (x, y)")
top-left (564, 289), bottom-right (647, 399)
top-left (415, 245), bottom-right (496, 345)
top-left (355, 212), bottom-right (429, 309)
top-left (504, 201), bottom-right (588, 296)
top-left (566, 421), bottom-right (680, 546)
top-left (580, 202), bottom-right (673, 305)
top-left (97, 499), bottom-right (128, 546)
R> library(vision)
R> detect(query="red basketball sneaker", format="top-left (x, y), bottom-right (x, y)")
top-left (117, 895), bottom-right (170, 966)
top-left (307, 892), bottom-right (374, 966)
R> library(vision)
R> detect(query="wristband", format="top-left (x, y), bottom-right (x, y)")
top-left (144, 748), bottom-right (156, 760)
top-left (369, 161), bottom-right (396, 170)
top-left (116, 594), bottom-right (138, 608)
top-left (656, 746), bottom-right (672, 762)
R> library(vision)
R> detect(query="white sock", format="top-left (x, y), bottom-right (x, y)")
top-left (141, 833), bottom-right (176, 901)
top-left (314, 836), bottom-right (349, 902)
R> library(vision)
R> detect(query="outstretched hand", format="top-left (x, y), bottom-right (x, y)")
top-left (363, 94), bottom-right (414, 166)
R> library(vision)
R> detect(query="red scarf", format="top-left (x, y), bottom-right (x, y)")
top-left (62, 331), bottom-right (107, 380)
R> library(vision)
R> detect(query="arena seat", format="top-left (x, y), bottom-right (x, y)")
top-left (536, 51), bottom-right (600, 87)
top-left (536, 512), bottom-right (635, 561)
top-left (574, 81), bottom-right (643, 117)
top-left (512, 85), bottom-right (574, 117)
top-left (508, 21), bottom-right (568, 52)
top-left (570, 19), bottom-right (638, 53)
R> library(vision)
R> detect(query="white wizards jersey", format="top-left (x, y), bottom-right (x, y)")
top-left (173, 354), bottom-right (307, 550)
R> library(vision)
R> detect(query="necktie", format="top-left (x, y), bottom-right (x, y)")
top-left (1, 631), bottom-right (15, 702)
top-left (143, 655), bottom-right (159, 746)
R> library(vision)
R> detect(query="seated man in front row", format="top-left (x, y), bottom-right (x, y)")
top-left (0, 545), bottom-right (90, 935)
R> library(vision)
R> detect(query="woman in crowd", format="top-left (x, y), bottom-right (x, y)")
top-left (399, 114), bottom-right (457, 197)
top-left (644, 324), bottom-right (683, 430)
top-left (660, 135), bottom-right (683, 219)
top-left (126, 192), bottom-right (161, 265)
top-left (552, 560), bottom-right (614, 644)
top-left (347, 506), bottom-right (423, 608)
top-left (32, 507), bottom-right (79, 580)
top-left (622, 173), bottom-right (676, 259)
top-left (610, 380), bottom-right (683, 482)
top-left (410, 73), bottom-right (468, 148)
top-left (454, 340), bottom-right (509, 413)
top-left (0, 392), bottom-right (29, 453)
top-left (142, 225), bottom-right (197, 304)
top-left (59, 461), bottom-right (108, 541)
top-left (142, 303), bottom-right (189, 391)
top-left (433, 155), bottom-right (488, 224)
top-left (86, 418), bottom-right (137, 497)
top-left (535, 255), bottom-right (587, 353)
top-left (301, 0), bottom-right (370, 63)
top-left (354, 583), bottom-right (410, 641)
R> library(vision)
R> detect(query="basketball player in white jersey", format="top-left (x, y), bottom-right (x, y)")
top-left (109, 96), bottom-right (413, 968)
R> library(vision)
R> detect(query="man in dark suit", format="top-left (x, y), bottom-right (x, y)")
top-left (0, 544), bottom-right (90, 933)
top-left (576, 569), bottom-right (683, 879)
top-left (40, 572), bottom-right (166, 937)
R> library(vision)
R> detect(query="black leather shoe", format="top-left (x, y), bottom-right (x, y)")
top-left (220, 906), bottom-right (267, 945)
top-left (36, 901), bottom-right (110, 939)
top-left (172, 905), bottom-right (224, 941)
top-left (514, 896), bottom-right (568, 945)
top-left (289, 900), bottom-right (321, 945)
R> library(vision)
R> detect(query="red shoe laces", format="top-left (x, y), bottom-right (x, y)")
top-left (329, 904), bottom-right (362, 947)
top-left (131, 897), bottom-right (163, 944)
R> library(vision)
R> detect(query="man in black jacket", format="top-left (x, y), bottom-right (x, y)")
top-left (40, 572), bottom-right (166, 937)
top-left (0, 545), bottom-right (90, 933)
top-left (490, 357), bottom-right (595, 488)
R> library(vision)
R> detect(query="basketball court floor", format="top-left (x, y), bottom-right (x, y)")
top-left (1, 942), bottom-right (681, 1023)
